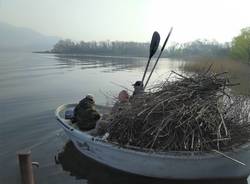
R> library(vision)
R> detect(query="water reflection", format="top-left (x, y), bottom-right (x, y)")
top-left (54, 54), bottom-right (151, 72)
top-left (54, 55), bottom-right (250, 96)
top-left (56, 141), bottom-right (248, 184)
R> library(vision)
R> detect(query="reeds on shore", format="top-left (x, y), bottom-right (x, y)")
top-left (179, 58), bottom-right (250, 96)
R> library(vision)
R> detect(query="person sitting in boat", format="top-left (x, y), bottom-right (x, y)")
top-left (132, 81), bottom-right (144, 96)
top-left (73, 94), bottom-right (101, 131)
top-left (111, 90), bottom-right (130, 115)
top-left (90, 90), bottom-right (130, 136)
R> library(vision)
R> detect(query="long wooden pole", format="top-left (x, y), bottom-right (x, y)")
top-left (18, 151), bottom-right (35, 184)
top-left (144, 27), bottom-right (173, 89)
top-left (141, 31), bottom-right (160, 84)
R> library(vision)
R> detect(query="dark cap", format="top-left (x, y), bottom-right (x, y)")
top-left (133, 81), bottom-right (143, 87)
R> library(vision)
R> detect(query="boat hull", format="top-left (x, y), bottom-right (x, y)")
top-left (55, 104), bottom-right (250, 179)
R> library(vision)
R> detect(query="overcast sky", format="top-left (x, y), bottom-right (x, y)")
top-left (0, 0), bottom-right (250, 43)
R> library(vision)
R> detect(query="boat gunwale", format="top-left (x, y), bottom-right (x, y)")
top-left (55, 103), bottom-right (250, 159)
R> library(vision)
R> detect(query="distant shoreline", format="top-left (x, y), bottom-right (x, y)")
top-left (32, 51), bottom-right (220, 61)
top-left (33, 51), bottom-right (174, 59)
top-left (33, 51), bottom-right (52, 54)
top-left (32, 51), bottom-right (150, 58)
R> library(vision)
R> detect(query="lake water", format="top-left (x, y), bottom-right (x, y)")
top-left (0, 52), bottom-right (248, 184)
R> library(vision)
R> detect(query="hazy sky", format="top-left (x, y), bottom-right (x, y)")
top-left (0, 0), bottom-right (250, 43)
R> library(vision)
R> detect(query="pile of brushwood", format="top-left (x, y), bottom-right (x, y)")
top-left (107, 70), bottom-right (250, 152)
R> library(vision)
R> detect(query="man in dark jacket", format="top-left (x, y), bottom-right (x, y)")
top-left (73, 95), bottom-right (100, 131)
top-left (132, 81), bottom-right (144, 96)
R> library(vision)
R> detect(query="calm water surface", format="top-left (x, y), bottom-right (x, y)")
top-left (0, 52), bottom-right (248, 184)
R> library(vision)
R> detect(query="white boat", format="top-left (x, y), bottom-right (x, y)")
top-left (55, 103), bottom-right (250, 179)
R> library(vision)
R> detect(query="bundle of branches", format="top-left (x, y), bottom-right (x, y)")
top-left (107, 70), bottom-right (250, 152)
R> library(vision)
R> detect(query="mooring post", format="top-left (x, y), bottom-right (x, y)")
top-left (18, 150), bottom-right (35, 184)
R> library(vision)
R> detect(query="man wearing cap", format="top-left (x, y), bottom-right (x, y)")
top-left (132, 81), bottom-right (144, 96)
top-left (73, 95), bottom-right (101, 131)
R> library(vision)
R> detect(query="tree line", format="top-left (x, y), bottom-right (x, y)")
top-left (231, 27), bottom-right (250, 63)
top-left (51, 40), bottom-right (150, 57)
top-left (164, 40), bottom-right (230, 59)
top-left (50, 27), bottom-right (250, 63)
top-left (51, 39), bottom-right (230, 58)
